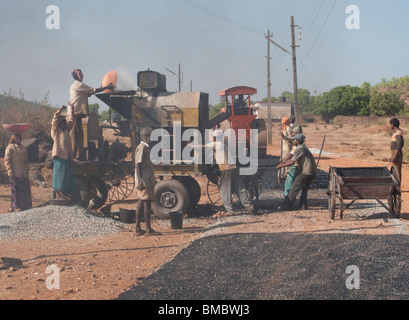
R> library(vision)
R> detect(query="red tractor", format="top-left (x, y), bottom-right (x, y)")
top-left (218, 86), bottom-right (267, 158)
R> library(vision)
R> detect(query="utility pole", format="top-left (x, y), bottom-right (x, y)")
top-left (291, 16), bottom-right (300, 122)
top-left (265, 30), bottom-right (272, 145)
top-left (165, 63), bottom-right (183, 92)
top-left (178, 63), bottom-right (182, 92)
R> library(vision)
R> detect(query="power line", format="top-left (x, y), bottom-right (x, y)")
top-left (306, 0), bottom-right (325, 34)
top-left (181, 0), bottom-right (263, 34)
top-left (304, 0), bottom-right (337, 59)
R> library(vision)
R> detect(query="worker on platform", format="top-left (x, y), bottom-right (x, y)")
top-left (68, 69), bottom-right (114, 160)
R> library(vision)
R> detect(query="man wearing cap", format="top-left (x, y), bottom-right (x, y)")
top-left (276, 133), bottom-right (317, 210)
top-left (68, 69), bottom-right (114, 160)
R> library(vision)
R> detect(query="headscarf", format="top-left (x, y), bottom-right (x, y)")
top-left (8, 134), bottom-right (22, 146)
top-left (71, 69), bottom-right (83, 82)
top-left (281, 116), bottom-right (291, 131)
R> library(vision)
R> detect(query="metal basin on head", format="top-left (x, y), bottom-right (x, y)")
top-left (2, 123), bottom-right (30, 134)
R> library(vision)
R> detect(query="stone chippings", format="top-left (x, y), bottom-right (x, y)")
top-left (0, 205), bottom-right (123, 242)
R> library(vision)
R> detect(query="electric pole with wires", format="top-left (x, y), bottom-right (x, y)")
top-left (291, 16), bottom-right (301, 122)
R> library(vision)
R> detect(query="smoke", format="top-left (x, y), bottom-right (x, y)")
top-left (115, 66), bottom-right (138, 91)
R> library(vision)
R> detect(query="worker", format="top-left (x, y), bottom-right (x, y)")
top-left (191, 128), bottom-right (256, 215)
top-left (390, 118), bottom-right (404, 183)
top-left (134, 127), bottom-right (161, 236)
top-left (276, 125), bottom-right (303, 203)
top-left (4, 133), bottom-right (32, 212)
top-left (68, 69), bottom-right (114, 160)
top-left (278, 116), bottom-right (293, 180)
top-left (276, 134), bottom-right (317, 210)
top-left (51, 105), bottom-right (75, 200)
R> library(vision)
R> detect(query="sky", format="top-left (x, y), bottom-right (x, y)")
top-left (1, 0), bottom-right (409, 110)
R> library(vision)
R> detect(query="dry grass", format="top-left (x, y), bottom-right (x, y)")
top-left (0, 91), bottom-right (56, 148)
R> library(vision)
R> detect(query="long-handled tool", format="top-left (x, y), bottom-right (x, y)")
top-left (316, 135), bottom-right (326, 168)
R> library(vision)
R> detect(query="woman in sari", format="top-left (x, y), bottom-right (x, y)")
top-left (4, 133), bottom-right (32, 211)
top-left (51, 105), bottom-right (75, 199)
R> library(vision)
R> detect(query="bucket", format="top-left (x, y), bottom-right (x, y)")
top-left (169, 211), bottom-right (184, 229)
top-left (119, 208), bottom-right (135, 223)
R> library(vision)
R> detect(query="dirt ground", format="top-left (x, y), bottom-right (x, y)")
top-left (1, 118), bottom-right (408, 300)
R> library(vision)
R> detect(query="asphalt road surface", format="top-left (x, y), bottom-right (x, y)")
top-left (118, 232), bottom-right (409, 300)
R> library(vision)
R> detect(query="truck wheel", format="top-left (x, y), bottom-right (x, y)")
top-left (152, 179), bottom-right (190, 219)
top-left (173, 176), bottom-right (201, 211)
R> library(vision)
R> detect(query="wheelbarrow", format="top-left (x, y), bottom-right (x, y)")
top-left (327, 166), bottom-right (401, 219)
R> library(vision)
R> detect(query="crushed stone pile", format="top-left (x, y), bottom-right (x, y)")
top-left (0, 205), bottom-right (124, 242)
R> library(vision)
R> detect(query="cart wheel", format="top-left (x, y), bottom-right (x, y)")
top-left (328, 168), bottom-right (336, 219)
top-left (392, 192), bottom-right (402, 218)
top-left (104, 174), bottom-right (135, 203)
top-left (152, 179), bottom-right (190, 219)
top-left (329, 191), bottom-right (336, 219)
top-left (207, 179), bottom-right (223, 207)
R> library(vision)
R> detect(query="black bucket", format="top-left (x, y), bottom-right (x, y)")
top-left (169, 211), bottom-right (184, 230)
top-left (119, 208), bottom-right (135, 223)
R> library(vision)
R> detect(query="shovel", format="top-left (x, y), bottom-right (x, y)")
top-left (0, 257), bottom-right (24, 270)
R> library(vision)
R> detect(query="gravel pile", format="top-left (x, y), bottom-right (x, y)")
top-left (0, 205), bottom-right (123, 242)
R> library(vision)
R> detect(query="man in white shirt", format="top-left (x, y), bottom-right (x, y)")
top-left (68, 69), bottom-right (114, 159)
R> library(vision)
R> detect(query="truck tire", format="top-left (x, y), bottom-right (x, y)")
top-left (152, 179), bottom-right (190, 219)
top-left (173, 176), bottom-right (201, 211)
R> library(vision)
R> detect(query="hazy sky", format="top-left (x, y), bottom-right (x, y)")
top-left (1, 0), bottom-right (409, 110)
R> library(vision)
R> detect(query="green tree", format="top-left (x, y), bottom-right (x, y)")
top-left (361, 91), bottom-right (406, 116)
top-left (310, 85), bottom-right (370, 122)
top-left (209, 97), bottom-right (225, 119)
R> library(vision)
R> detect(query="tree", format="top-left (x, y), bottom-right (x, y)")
top-left (309, 85), bottom-right (370, 122)
top-left (361, 91), bottom-right (406, 116)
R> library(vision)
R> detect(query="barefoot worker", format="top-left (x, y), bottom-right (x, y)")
top-left (4, 133), bottom-right (32, 212)
top-left (390, 118), bottom-right (404, 183)
top-left (134, 128), bottom-right (161, 236)
top-left (51, 105), bottom-right (75, 200)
